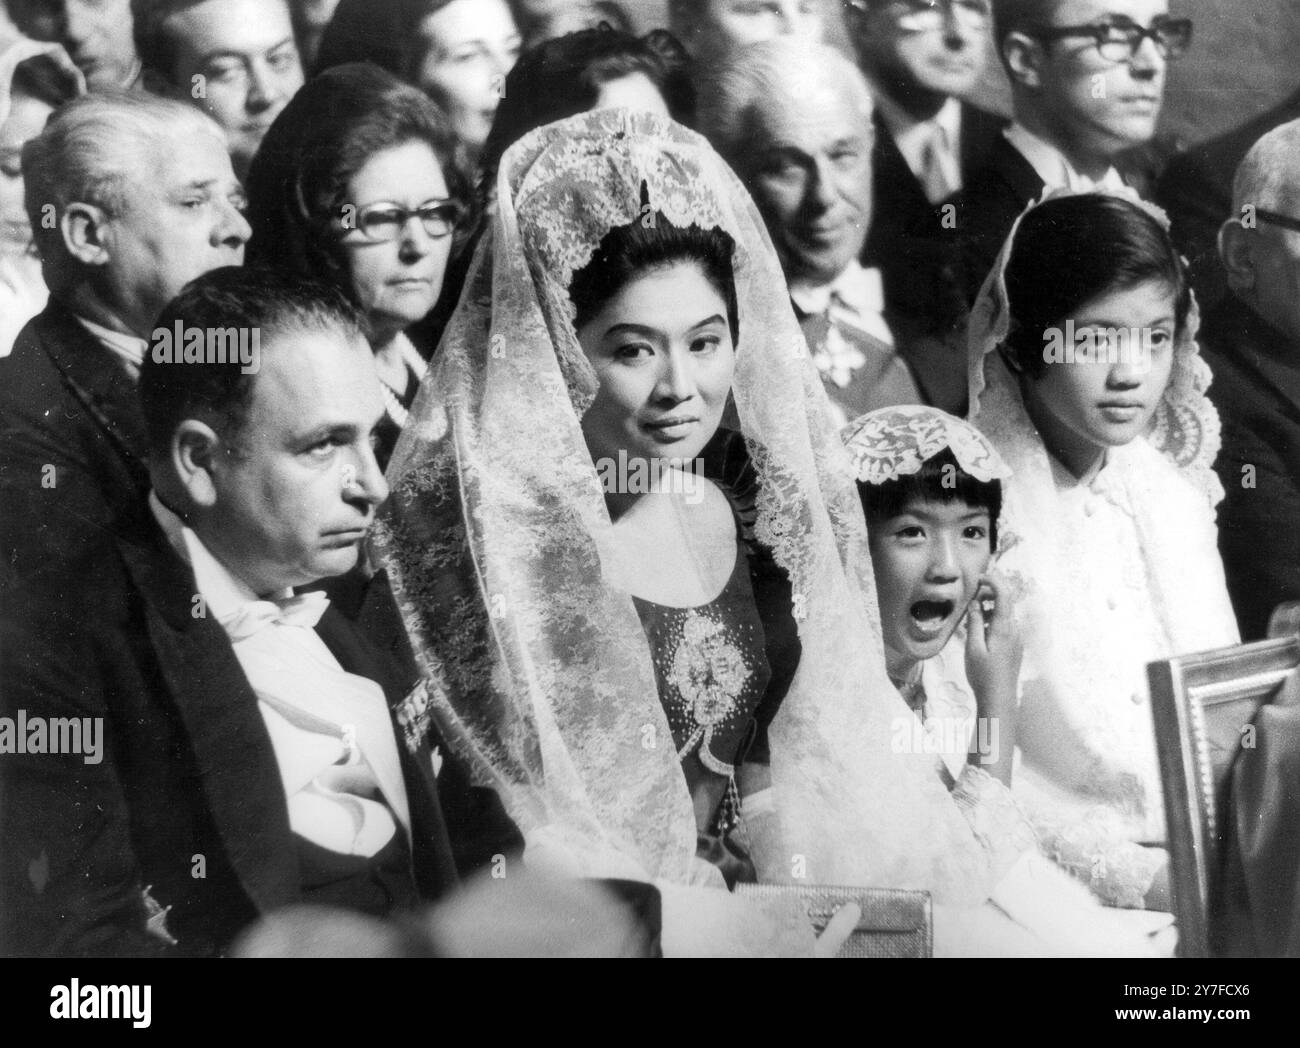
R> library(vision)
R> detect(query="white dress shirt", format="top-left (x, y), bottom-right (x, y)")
top-left (875, 93), bottom-right (965, 204)
top-left (789, 259), bottom-right (895, 348)
top-left (149, 492), bottom-right (411, 857)
top-left (1003, 123), bottom-right (1127, 194)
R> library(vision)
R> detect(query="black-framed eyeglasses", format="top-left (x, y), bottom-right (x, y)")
top-left (1032, 16), bottom-right (1193, 62)
top-left (848, 0), bottom-right (990, 30)
top-left (1255, 208), bottom-right (1300, 235)
top-left (344, 199), bottom-right (464, 242)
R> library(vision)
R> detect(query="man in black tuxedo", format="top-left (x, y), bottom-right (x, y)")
top-left (1200, 120), bottom-right (1300, 642)
top-left (1158, 87), bottom-right (1300, 315)
top-left (0, 267), bottom-right (519, 956)
top-left (0, 90), bottom-right (249, 590)
top-left (841, 0), bottom-right (1007, 328)
top-left (940, 0), bottom-right (1192, 307)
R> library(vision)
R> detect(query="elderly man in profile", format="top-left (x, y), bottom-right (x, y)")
top-left (0, 91), bottom-right (249, 587)
top-left (131, 0), bottom-right (306, 179)
top-left (1200, 119), bottom-right (1300, 643)
top-left (699, 37), bottom-right (923, 424)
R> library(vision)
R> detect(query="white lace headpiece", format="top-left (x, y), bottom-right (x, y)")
top-left (963, 187), bottom-right (1240, 874)
top-left (842, 405), bottom-right (1011, 487)
top-left (374, 109), bottom-right (995, 902)
top-left (967, 184), bottom-right (1223, 505)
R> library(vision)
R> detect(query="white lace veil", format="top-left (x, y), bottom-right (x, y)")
top-left (372, 109), bottom-right (993, 903)
top-left (968, 186), bottom-right (1224, 506)
top-left (966, 187), bottom-right (1239, 868)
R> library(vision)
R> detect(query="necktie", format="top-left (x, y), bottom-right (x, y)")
top-left (919, 125), bottom-right (957, 205)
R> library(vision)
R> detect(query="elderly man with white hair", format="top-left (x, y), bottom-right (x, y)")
top-left (0, 90), bottom-right (250, 588)
top-left (698, 37), bottom-right (922, 425)
top-left (1199, 118), bottom-right (1300, 643)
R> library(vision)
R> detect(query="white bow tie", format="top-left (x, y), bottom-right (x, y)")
top-left (219, 591), bottom-right (330, 641)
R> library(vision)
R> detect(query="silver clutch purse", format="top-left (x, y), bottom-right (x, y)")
top-left (735, 883), bottom-right (933, 958)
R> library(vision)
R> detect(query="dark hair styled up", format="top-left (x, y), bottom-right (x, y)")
top-left (857, 448), bottom-right (1002, 549)
top-left (139, 265), bottom-right (364, 454)
top-left (1000, 193), bottom-right (1191, 380)
top-left (244, 62), bottom-right (470, 299)
top-left (478, 26), bottom-right (695, 199)
top-left (568, 207), bottom-right (739, 343)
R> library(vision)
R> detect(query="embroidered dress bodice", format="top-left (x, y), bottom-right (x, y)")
top-left (631, 532), bottom-right (772, 885)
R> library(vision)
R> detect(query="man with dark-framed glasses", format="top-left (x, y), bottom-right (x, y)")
top-left (940, 0), bottom-right (1190, 306)
top-left (841, 0), bottom-right (1007, 357)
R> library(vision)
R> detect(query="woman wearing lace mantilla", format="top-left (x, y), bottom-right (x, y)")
top-left (372, 111), bottom-right (1167, 955)
top-left (966, 189), bottom-right (1240, 912)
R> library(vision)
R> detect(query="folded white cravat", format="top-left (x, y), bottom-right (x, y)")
top-left (149, 492), bottom-right (411, 857)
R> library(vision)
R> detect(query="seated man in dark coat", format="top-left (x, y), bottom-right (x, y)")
top-left (1201, 119), bottom-right (1300, 642)
top-left (0, 91), bottom-right (249, 590)
top-left (1158, 86), bottom-right (1300, 316)
top-left (0, 267), bottom-right (519, 957)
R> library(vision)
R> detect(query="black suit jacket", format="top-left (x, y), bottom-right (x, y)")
top-left (865, 102), bottom-right (1008, 335)
top-left (1158, 89), bottom-right (1300, 315)
top-left (1201, 296), bottom-right (1300, 641)
top-left (0, 510), bottom-right (520, 957)
top-left (942, 133), bottom-right (1047, 310)
top-left (1214, 668), bottom-right (1300, 957)
top-left (0, 303), bottom-right (150, 589)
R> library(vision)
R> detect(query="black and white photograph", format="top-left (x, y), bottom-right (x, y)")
top-left (0, 0), bottom-right (1294, 999)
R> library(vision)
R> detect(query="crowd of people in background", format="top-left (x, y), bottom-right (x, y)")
top-left (1, 0), bottom-right (1298, 958)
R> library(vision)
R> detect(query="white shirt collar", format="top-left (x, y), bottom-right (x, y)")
top-left (790, 260), bottom-right (894, 346)
top-left (790, 259), bottom-right (884, 317)
top-left (1004, 123), bottom-right (1126, 193)
top-left (74, 314), bottom-right (149, 378)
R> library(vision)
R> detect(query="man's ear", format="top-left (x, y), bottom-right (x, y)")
top-left (1003, 31), bottom-right (1046, 90)
top-left (171, 419), bottom-right (224, 511)
top-left (1219, 218), bottom-right (1257, 295)
top-left (61, 202), bottom-right (112, 267)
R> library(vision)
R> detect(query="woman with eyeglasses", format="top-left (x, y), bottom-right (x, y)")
top-left (246, 63), bottom-right (468, 467)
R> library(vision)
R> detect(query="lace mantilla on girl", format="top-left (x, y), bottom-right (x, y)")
top-left (841, 404), bottom-right (1012, 486)
top-left (966, 187), bottom-right (1240, 907)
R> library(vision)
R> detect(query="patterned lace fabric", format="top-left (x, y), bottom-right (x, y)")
top-left (372, 109), bottom-right (998, 911)
top-left (841, 404), bottom-right (1012, 487)
top-left (966, 187), bottom-right (1241, 907)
